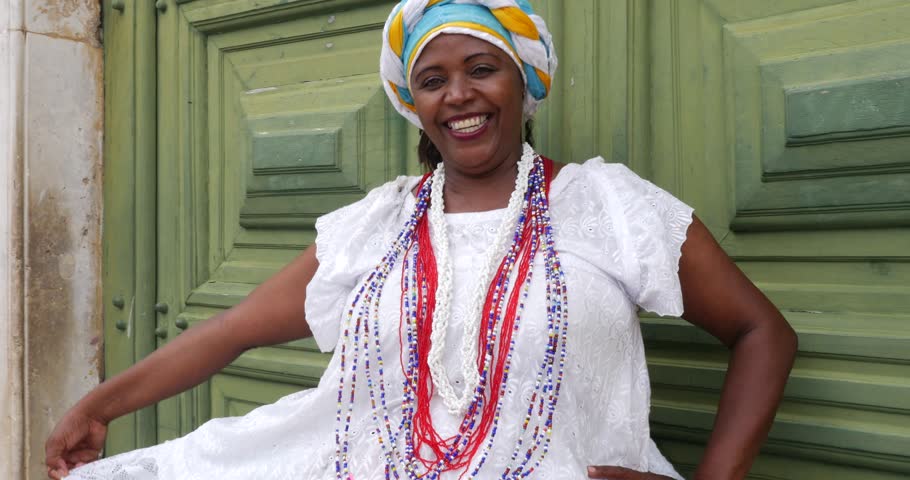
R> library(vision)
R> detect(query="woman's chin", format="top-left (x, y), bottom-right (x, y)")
top-left (441, 142), bottom-right (517, 175)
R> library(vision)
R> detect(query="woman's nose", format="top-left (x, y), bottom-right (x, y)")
top-left (444, 75), bottom-right (474, 105)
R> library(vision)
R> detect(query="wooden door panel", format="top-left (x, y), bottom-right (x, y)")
top-left (156, 0), bottom-right (404, 441)
top-left (237, 73), bottom-right (401, 228)
top-left (210, 374), bottom-right (304, 419)
top-left (724, 3), bottom-right (910, 231)
top-left (646, 1), bottom-right (910, 477)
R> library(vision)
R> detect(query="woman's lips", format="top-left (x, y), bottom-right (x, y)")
top-left (445, 114), bottom-right (491, 141)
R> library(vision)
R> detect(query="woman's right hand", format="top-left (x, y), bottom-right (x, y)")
top-left (45, 406), bottom-right (108, 479)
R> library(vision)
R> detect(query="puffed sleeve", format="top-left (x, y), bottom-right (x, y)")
top-left (593, 162), bottom-right (694, 317)
top-left (304, 176), bottom-right (416, 352)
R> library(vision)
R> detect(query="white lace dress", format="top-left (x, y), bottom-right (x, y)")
top-left (68, 158), bottom-right (693, 480)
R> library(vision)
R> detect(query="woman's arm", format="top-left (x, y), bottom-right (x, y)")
top-left (86, 244), bottom-right (320, 422)
top-left (677, 216), bottom-right (798, 479)
top-left (46, 245), bottom-right (321, 477)
top-left (588, 216), bottom-right (797, 480)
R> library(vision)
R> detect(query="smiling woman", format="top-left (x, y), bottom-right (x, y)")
top-left (46, 1), bottom-right (797, 479)
top-left (411, 34), bottom-right (529, 213)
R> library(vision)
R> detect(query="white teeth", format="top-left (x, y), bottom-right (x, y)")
top-left (448, 115), bottom-right (489, 133)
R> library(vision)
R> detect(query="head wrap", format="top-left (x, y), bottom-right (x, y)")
top-left (380, 0), bottom-right (558, 129)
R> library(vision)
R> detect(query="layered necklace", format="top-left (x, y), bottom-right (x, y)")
top-left (333, 144), bottom-right (569, 479)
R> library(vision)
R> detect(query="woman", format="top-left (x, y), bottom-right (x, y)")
top-left (46, 1), bottom-right (797, 479)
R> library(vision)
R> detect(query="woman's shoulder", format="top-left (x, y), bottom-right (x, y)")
top-left (554, 154), bottom-right (693, 222)
top-left (551, 155), bottom-right (694, 317)
top-left (314, 175), bottom-right (420, 260)
top-left (352, 175), bottom-right (420, 210)
top-left (549, 155), bottom-right (658, 202)
top-left (322, 175), bottom-right (419, 222)
top-left (569, 156), bottom-right (645, 182)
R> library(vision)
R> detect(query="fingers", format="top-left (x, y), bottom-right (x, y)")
top-left (47, 455), bottom-right (93, 480)
top-left (587, 465), bottom-right (675, 480)
top-left (64, 448), bottom-right (101, 465)
top-left (588, 465), bottom-right (634, 479)
top-left (46, 458), bottom-right (69, 480)
top-left (46, 439), bottom-right (97, 479)
top-left (48, 468), bottom-right (67, 480)
top-left (45, 436), bottom-right (65, 469)
top-left (45, 415), bottom-right (106, 480)
top-left (45, 423), bottom-right (80, 474)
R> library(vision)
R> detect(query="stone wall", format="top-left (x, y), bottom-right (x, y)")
top-left (0, 1), bottom-right (103, 479)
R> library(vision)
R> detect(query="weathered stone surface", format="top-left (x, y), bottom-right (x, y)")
top-left (23, 32), bottom-right (103, 479)
top-left (0, 1), bottom-right (27, 477)
top-left (25, 0), bottom-right (100, 45)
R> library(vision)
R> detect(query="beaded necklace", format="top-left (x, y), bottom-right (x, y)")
top-left (333, 144), bottom-right (569, 479)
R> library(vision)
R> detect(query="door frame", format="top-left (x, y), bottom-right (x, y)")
top-left (102, 0), bottom-right (159, 454)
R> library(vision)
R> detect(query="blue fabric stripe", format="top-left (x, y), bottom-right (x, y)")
top-left (401, 3), bottom-right (517, 74)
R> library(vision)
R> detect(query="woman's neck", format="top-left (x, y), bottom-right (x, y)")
top-left (440, 147), bottom-right (522, 214)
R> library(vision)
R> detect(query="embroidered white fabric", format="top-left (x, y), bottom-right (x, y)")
top-left (67, 158), bottom-right (693, 480)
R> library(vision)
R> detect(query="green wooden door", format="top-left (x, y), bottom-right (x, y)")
top-left (528, 1), bottom-right (910, 478)
top-left (152, 0), bottom-right (409, 440)
top-left (646, 3), bottom-right (910, 478)
top-left (103, 0), bottom-right (910, 477)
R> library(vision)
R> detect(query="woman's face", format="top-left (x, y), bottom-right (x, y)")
top-left (410, 34), bottom-right (525, 175)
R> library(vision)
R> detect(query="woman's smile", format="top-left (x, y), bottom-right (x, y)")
top-left (446, 113), bottom-right (491, 139)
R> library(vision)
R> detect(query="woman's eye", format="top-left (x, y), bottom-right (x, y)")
top-left (471, 65), bottom-right (495, 76)
top-left (421, 77), bottom-right (444, 89)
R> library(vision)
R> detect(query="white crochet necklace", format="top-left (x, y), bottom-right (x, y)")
top-left (426, 143), bottom-right (536, 414)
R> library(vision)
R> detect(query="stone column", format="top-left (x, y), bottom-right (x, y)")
top-left (0, 1), bottom-right (103, 479)
top-left (0, 1), bottom-right (27, 477)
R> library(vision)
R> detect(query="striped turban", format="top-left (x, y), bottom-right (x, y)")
top-left (380, 0), bottom-right (558, 129)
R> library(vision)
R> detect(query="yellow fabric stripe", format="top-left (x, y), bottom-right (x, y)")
top-left (491, 6), bottom-right (539, 40)
top-left (427, 0), bottom-right (445, 6)
top-left (389, 10), bottom-right (405, 57)
top-left (534, 67), bottom-right (551, 93)
top-left (406, 21), bottom-right (520, 81)
top-left (389, 81), bottom-right (417, 112)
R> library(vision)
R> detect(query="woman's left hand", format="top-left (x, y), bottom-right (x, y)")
top-left (587, 465), bottom-right (676, 479)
